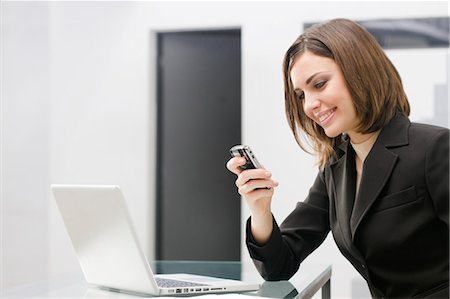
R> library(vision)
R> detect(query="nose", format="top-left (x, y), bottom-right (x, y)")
top-left (303, 93), bottom-right (320, 115)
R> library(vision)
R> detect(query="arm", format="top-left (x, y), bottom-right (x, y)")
top-left (246, 171), bottom-right (330, 280)
top-left (425, 128), bottom-right (449, 226)
top-left (226, 156), bottom-right (278, 244)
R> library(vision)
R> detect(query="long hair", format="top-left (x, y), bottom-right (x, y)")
top-left (283, 18), bottom-right (410, 168)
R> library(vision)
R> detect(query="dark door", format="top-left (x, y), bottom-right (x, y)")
top-left (156, 30), bottom-right (241, 261)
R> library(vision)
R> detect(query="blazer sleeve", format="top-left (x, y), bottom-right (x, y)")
top-left (425, 128), bottom-right (449, 227)
top-left (246, 170), bottom-right (330, 281)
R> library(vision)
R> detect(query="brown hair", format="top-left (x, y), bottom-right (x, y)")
top-left (283, 18), bottom-right (410, 168)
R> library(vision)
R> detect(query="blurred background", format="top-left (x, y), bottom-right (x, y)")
top-left (1, 1), bottom-right (448, 298)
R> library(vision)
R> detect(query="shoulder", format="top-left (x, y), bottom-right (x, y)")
top-left (409, 121), bottom-right (448, 134)
top-left (408, 121), bottom-right (449, 144)
top-left (378, 112), bottom-right (448, 148)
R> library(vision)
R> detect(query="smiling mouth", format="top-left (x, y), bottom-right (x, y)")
top-left (317, 108), bottom-right (336, 125)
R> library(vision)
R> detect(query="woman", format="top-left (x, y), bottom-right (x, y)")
top-left (227, 19), bottom-right (449, 298)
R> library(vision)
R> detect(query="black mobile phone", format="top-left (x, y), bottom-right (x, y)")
top-left (229, 145), bottom-right (263, 170)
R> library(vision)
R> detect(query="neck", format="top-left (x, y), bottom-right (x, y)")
top-left (348, 132), bottom-right (377, 144)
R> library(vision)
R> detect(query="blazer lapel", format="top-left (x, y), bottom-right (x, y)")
top-left (349, 113), bottom-right (410, 240)
top-left (330, 140), bottom-right (356, 244)
top-left (350, 143), bottom-right (398, 239)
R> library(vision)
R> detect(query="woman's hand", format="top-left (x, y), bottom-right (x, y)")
top-left (226, 156), bottom-right (279, 244)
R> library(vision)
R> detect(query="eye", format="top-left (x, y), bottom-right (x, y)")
top-left (314, 80), bottom-right (327, 89)
top-left (296, 91), bottom-right (305, 101)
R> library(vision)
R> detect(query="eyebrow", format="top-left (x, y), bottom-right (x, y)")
top-left (293, 71), bottom-right (329, 93)
top-left (293, 72), bottom-right (324, 93)
top-left (305, 72), bottom-right (324, 85)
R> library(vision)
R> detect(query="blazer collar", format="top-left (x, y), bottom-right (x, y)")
top-left (376, 112), bottom-right (410, 148)
top-left (330, 112), bottom-right (410, 241)
top-left (334, 112), bottom-right (410, 153)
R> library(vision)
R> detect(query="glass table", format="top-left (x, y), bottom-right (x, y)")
top-left (2, 260), bottom-right (331, 298)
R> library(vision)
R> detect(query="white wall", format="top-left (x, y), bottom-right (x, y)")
top-left (1, 1), bottom-right (447, 298)
top-left (47, 1), bottom-right (153, 282)
top-left (1, 1), bottom-right (51, 289)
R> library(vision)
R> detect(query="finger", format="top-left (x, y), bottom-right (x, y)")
top-left (226, 157), bottom-right (246, 175)
top-left (238, 178), bottom-right (278, 194)
top-left (236, 169), bottom-right (272, 187)
top-left (244, 188), bottom-right (275, 202)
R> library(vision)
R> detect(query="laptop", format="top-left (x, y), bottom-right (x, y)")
top-left (51, 184), bottom-right (260, 296)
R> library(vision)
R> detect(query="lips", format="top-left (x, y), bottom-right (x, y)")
top-left (315, 108), bottom-right (337, 125)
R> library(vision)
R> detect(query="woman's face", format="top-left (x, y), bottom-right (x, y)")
top-left (290, 51), bottom-right (364, 142)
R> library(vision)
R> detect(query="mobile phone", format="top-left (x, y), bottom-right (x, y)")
top-left (229, 145), bottom-right (263, 170)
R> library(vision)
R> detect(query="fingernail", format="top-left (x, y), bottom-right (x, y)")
top-left (265, 171), bottom-right (271, 177)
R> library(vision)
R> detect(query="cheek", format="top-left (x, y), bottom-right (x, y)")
top-left (343, 99), bottom-right (357, 118)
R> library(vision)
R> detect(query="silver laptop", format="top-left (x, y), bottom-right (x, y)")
top-left (51, 184), bottom-right (260, 296)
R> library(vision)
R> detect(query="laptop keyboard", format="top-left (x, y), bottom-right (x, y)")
top-left (155, 277), bottom-right (209, 288)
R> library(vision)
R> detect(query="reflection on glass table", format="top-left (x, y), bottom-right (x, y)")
top-left (2, 260), bottom-right (331, 299)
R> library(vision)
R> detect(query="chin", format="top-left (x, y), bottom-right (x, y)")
top-left (323, 128), bottom-right (341, 138)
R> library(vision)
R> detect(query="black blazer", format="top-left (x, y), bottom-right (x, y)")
top-left (246, 113), bottom-right (449, 298)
